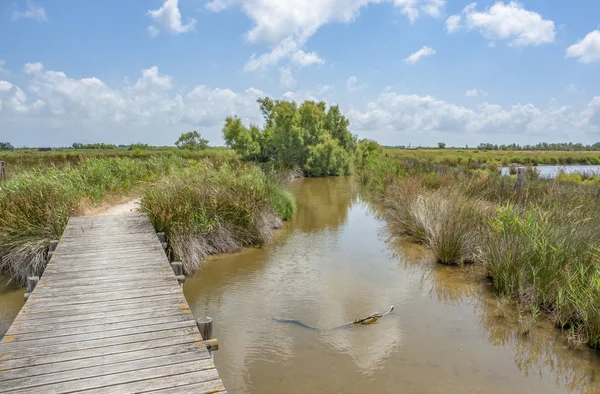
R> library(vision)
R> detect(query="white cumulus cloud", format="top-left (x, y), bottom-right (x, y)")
top-left (446, 2), bottom-right (555, 47)
top-left (346, 76), bottom-right (369, 91)
top-left (11, 1), bottom-right (47, 22)
top-left (147, 0), bottom-right (196, 36)
top-left (465, 88), bottom-right (488, 97)
top-left (207, 0), bottom-right (442, 71)
top-left (404, 46), bottom-right (436, 64)
top-left (394, 0), bottom-right (445, 23)
top-left (279, 67), bottom-right (296, 88)
top-left (346, 91), bottom-right (600, 143)
top-left (566, 30), bottom-right (600, 64)
top-left (445, 14), bottom-right (461, 33)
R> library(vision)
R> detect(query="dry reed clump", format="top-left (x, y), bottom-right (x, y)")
top-left (141, 162), bottom-right (295, 275)
top-left (381, 179), bottom-right (493, 265)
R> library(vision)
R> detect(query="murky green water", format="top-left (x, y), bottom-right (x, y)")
top-left (184, 177), bottom-right (600, 394)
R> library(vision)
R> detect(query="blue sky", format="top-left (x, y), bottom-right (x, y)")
top-left (0, 0), bottom-right (599, 147)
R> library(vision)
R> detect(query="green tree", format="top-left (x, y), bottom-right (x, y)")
top-left (222, 98), bottom-right (357, 177)
top-left (0, 142), bottom-right (14, 151)
top-left (175, 131), bottom-right (209, 150)
top-left (438, 142), bottom-right (446, 149)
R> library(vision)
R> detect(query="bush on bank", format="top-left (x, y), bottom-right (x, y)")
top-left (141, 161), bottom-right (296, 275)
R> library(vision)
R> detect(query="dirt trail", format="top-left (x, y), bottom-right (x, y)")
top-left (86, 197), bottom-right (142, 216)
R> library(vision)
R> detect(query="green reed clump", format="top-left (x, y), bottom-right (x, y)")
top-left (141, 162), bottom-right (295, 275)
top-left (480, 203), bottom-right (600, 348)
top-left (0, 157), bottom-right (175, 283)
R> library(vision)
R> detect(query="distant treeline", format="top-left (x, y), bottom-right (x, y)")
top-left (387, 142), bottom-right (600, 151)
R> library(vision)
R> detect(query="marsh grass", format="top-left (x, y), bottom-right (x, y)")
top-left (141, 161), bottom-right (295, 275)
top-left (0, 156), bottom-right (184, 283)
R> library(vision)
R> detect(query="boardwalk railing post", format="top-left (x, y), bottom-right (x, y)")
top-left (197, 317), bottom-right (213, 340)
top-left (171, 261), bottom-right (185, 285)
top-left (515, 166), bottom-right (526, 192)
top-left (48, 240), bottom-right (59, 262)
top-left (24, 276), bottom-right (39, 302)
top-left (157, 232), bottom-right (167, 251)
top-left (0, 161), bottom-right (5, 181)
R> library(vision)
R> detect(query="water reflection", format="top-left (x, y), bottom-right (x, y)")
top-left (0, 278), bottom-right (24, 338)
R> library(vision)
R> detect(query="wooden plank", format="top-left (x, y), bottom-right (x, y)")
top-left (14, 294), bottom-right (187, 319)
top-left (7, 305), bottom-right (191, 333)
top-left (0, 348), bottom-right (209, 391)
top-left (10, 303), bottom-right (189, 326)
top-left (6, 313), bottom-right (194, 342)
top-left (1, 325), bottom-right (199, 360)
top-left (2, 319), bottom-right (197, 348)
top-left (60, 370), bottom-right (222, 394)
top-left (6, 359), bottom-right (216, 394)
top-left (0, 342), bottom-right (208, 381)
top-left (0, 332), bottom-right (207, 371)
top-left (141, 379), bottom-right (226, 394)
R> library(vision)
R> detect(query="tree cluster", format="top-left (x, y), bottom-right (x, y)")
top-left (477, 142), bottom-right (600, 151)
top-left (175, 131), bottom-right (209, 150)
top-left (223, 98), bottom-right (357, 177)
top-left (0, 142), bottom-right (14, 151)
top-left (72, 143), bottom-right (116, 149)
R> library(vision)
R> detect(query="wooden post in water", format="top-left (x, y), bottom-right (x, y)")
top-left (24, 276), bottom-right (39, 302)
top-left (171, 261), bottom-right (185, 285)
top-left (0, 161), bottom-right (5, 181)
top-left (515, 167), bottom-right (526, 192)
top-left (197, 317), bottom-right (213, 340)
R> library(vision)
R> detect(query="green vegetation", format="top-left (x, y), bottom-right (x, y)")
top-left (142, 162), bottom-right (295, 274)
top-left (384, 148), bottom-right (600, 166)
top-left (0, 147), bottom-right (235, 179)
top-left (0, 152), bottom-right (295, 284)
top-left (72, 142), bottom-right (117, 149)
top-left (0, 142), bottom-right (13, 151)
top-left (175, 131), bottom-right (209, 150)
top-left (361, 149), bottom-right (600, 349)
top-left (223, 98), bottom-right (357, 177)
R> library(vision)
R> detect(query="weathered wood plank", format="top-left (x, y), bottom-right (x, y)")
top-left (1, 321), bottom-right (199, 360)
top-left (78, 369), bottom-right (222, 394)
top-left (142, 379), bottom-right (226, 394)
top-left (0, 348), bottom-right (210, 391)
top-left (0, 342), bottom-right (209, 381)
top-left (7, 359), bottom-right (216, 394)
top-left (2, 319), bottom-right (197, 348)
top-left (6, 313), bottom-right (194, 342)
top-left (0, 332), bottom-right (207, 371)
top-left (7, 305), bottom-right (191, 333)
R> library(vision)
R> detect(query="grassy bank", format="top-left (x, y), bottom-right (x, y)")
top-left (0, 155), bottom-right (294, 284)
top-left (141, 162), bottom-right (295, 275)
top-left (384, 148), bottom-right (600, 166)
top-left (361, 155), bottom-right (600, 349)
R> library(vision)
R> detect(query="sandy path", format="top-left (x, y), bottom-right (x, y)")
top-left (86, 197), bottom-right (142, 216)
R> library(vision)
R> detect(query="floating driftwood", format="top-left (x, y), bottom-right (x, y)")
top-left (275, 305), bottom-right (395, 331)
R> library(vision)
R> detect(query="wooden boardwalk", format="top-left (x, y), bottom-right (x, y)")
top-left (0, 214), bottom-right (226, 393)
